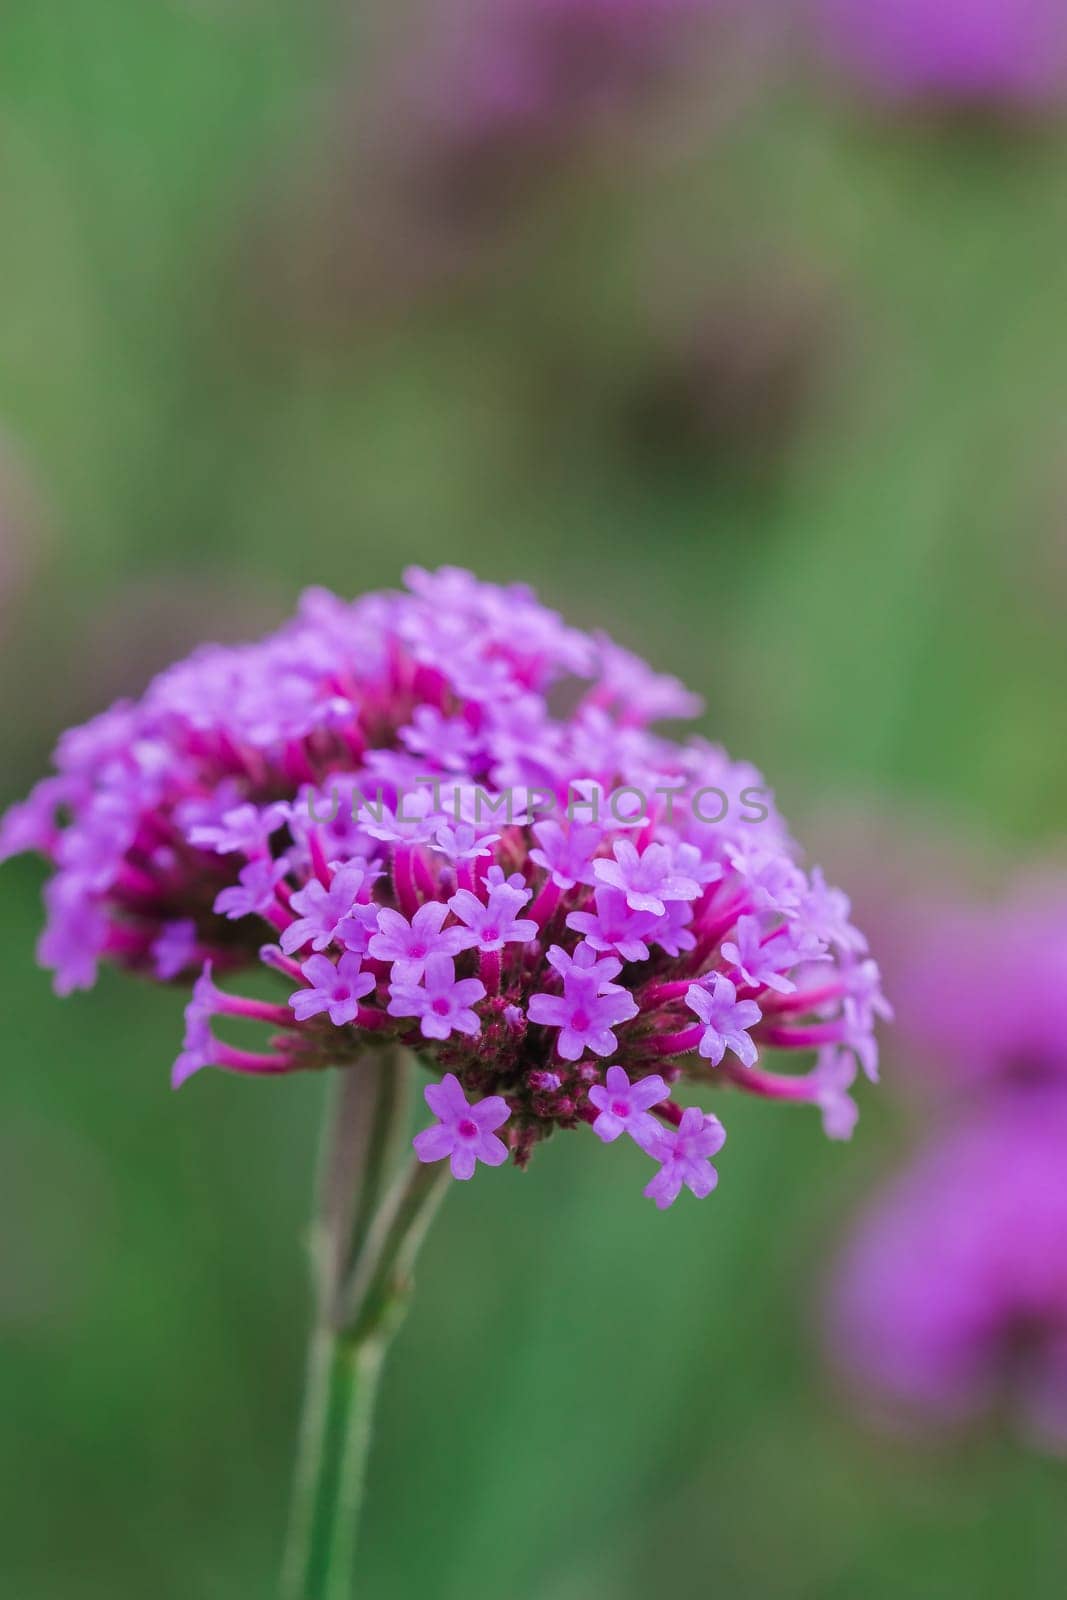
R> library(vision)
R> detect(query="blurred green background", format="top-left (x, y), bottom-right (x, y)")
top-left (3, 3), bottom-right (1067, 1596)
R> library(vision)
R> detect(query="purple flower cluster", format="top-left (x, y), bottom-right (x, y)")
top-left (1, 566), bottom-right (886, 1207)
top-left (828, 870), bottom-right (1067, 1448)
top-left (819, 0), bottom-right (1067, 109)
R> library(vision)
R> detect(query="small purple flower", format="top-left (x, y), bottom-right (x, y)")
top-left (685, 973), bottom-right (762, 1067)
top-left (388, 953), bottom-right (486, 1040)
top-left (55, 804), bottom-right (135, 892)
top-left (812, 1047), bottom-right (859, 1141)
top-left (400, 706), bottom-right (481, 771)
top-left (412, 1072), bottom-right (510, 1180)
top-left (593, 838), bottom-right (701, 916)
top-left (643, 1108), bottom-right (727, 1209)
top-left (151, 918), bottom-right (199, 981)
top-left (448, 877), bottom-right (538, 953)
top-left (171, 964), bottom-right (220, 1087)
top-left (281, 864), bottom-right (369, 954)
top-left (214, 858), bottom-right (289, 921)
top-left (291, 953), bottom-right (377, 1025)
top-left (189, 801), bottom-right (288, 857)
top-left (528, 965), bottom-right (639, 1061)
top-left (793, 866), bottom-right (867, 955)
top-left (648, 899), bottom-right (697, 957)
top-left (545, 939), bottom-right (622, 988)
top-left (566, 885), bottom-right (660, 962)
top-left (429, 820), bottom-right (500, 863)
top-left (369, 901), bottom-right (477, 980)
top-left (529, 819), bottom-right (602, 890)
top-left (721, 915), bottom-right (798, 995)
top-left (588, 1065), bottom-right (670, 1147)
top-left (336, 899), bottom-right (385, 956)
top-left (843, 958), bottom-right (894, 1034)
top-left (359, 790), bottom-right (439, 846)
top-left (38, 880), bottom-right (108, 996)
top-left (724, 840), bottom-right (804, 916)
top-left (0, 776), bottom-right (67, 863)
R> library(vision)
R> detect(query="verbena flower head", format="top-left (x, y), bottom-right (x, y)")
top-left (819, 0), bottom-right (1067, 110)
top-left (828, 1096), bottom-right (1067, 1452)
top-left (1, 566), bottom-right (886, 1206)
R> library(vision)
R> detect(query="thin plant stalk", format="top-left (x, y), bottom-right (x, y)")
top-left (281, 1051), bottom-right (447, 1600)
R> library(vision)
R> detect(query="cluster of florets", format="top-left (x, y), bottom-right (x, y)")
top-left (1, 566), bottom-right (887, 1206)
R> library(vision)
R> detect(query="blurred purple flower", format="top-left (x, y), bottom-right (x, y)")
top-left (423, 0), bottom-right (725, 156)
top-left (893, 875), bottom-right (1067, 1097)
top-left (828, 1096), bottom-right (1067, 1452)
top-left (819, 0), bottom-right (1067, 108)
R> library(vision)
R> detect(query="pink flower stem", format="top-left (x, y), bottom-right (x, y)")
top-left (480, 949), bottom-right (502, 994)
top-left (214, 992), bottom-right (301, 1028)
top-left (262, 947), bottom-right (306, 983)
top-left (759, 1021), bottom-right (846, 1050)
top-left (719, 1059), bottom-right (817, 1101)
top-left (695, 897), bottom-right (750, 947)
top-left (650, 1025), bottom-right (703, 1057)
top-left (308, 830), bottom-right (332, 888)
top-left (528, 878), bottom-right (562, 927)
top-left (392, 848), bottom-right (419, 918)
top-left (213, 1042), bottom-right (298, 1074)
top-left (639, 979), bottom-right (692, 1008)
top-left (456, 861), bottom-right (476, 894)
top-left (760, 981), bottom-right (847, 1016)
top-left (412, 850), bottom-right (436, 899)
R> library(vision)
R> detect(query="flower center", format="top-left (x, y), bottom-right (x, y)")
top-left (611, 1099), bottom-right (631, 1118)
top-left (483, 926), bottom-right (498, 942)
top-left (431, 997), bottom-right (451, 1016)
top-left (571, 1009), bottom-right (589, 1030)
top-left (410, 942), bottom-right (427, 958)
top-left (457, 1118), bottom-right (478, 1140)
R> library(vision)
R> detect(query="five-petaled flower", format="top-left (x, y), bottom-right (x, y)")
top-left (528, 953), bottom-right (639, 1061)
top-left (587, 1065), bottom-right (670, 1148)
top-left (388, 953), bottom-right (486, 1040)
top-left (644, 1108), bottom-right (727, 1210)
top-left (368, 902), bottom-right (476, 982)
top-left (413, 1074), bottom-right (510, 1180)
top-left (593, 838), bottom-right (701, 916)
top-left (291, 953), bottom-right (377, 1026)
top-left (685, 974), bottom-right (763, 1067)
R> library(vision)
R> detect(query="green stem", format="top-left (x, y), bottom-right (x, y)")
top-left (283, 1331), bottom-right (387, 1600)
top-left (281, 1053), bottom-right (447, 1600)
